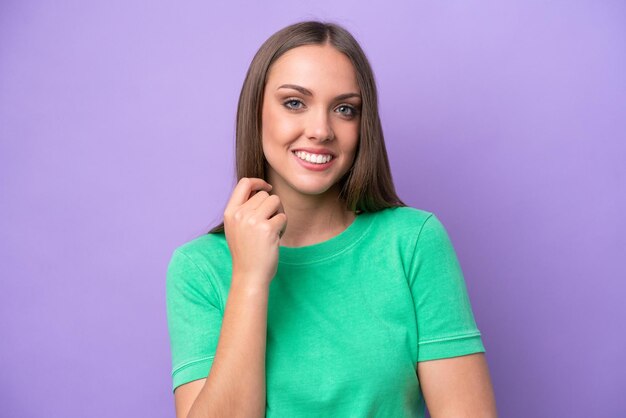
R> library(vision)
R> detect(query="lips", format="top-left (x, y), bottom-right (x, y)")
top-left (291, 150), bottom-right (335, 171)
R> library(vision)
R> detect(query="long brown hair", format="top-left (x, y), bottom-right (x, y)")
top-left (208, 20), bottom-right (405, 234)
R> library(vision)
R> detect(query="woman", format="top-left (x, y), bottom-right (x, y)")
top-left (166, 21), bottom-right (497, 418)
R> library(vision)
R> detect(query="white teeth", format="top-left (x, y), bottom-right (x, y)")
top-left (294, 151), bottom-right (333, 164)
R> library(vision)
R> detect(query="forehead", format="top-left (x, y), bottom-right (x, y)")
top-left (265, 44), bottom-right (359, 93)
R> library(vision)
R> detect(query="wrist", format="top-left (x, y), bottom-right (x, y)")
top-left (230, 271), bottom-right (271, 294)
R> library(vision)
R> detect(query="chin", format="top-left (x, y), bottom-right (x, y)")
top-left (287, 177), bottom-right (338, 196)
top-left (267, 163), bottom-right (346, 196)
top-left (294, 184), bottom-right (334, 196)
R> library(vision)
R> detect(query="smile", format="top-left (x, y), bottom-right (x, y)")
top-left (291, 151), bottom-right (336, 171)
top-left (293, 150), bottom-right (334, 164)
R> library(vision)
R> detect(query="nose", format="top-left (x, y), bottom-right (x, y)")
top-left (304, 108), bottom-right (334, 142)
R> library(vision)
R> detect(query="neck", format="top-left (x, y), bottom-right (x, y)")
top-left (269, 182), bottom-right (356, 248)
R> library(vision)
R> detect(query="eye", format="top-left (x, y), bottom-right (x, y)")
top-left (283, 98), bottom-right (305, 110)
top-left (336, 104), bottom-right (359, 118)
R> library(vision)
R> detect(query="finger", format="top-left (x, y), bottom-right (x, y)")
top-left (225, 177), bottom-right (272, 210)
top-left (268, 212), bottom-right (288, 238)
top-left (256, 194), bottom-right (283, 219)
top-left (241, 190), bottom-right (271, 211)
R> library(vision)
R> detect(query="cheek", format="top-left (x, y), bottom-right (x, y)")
top-left (335, 123), bottom-right (360, 155)
top-left (262, 105), bottom-right (300, 144)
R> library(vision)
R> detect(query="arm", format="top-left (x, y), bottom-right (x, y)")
top-left (417, 353), bottom-right (497, 418)
top-left (175, 278), bottom-right (269, 418)
top-left (172, 178), bottom-right (284, 418)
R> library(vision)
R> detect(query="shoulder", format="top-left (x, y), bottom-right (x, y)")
top-left (358, 206), bottom-right (440, 259)
top-left (167, 233), bottom-right (229, 284)
top-left (365, 206), bottom-right (456, 257)
top-left (172, 232), bottom-right (228, 261)
top-left (366, 205), bottom-right (436, 236)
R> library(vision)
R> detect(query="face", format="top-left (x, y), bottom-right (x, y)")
top-left (261, 43), bottom-right (361, 199)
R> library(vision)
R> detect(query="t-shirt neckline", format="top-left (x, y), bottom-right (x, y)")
top-left (278, 211), bottom-right (374, 265)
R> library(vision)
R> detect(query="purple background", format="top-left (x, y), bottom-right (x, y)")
top-left (1, 1), bottom-right (624, 417)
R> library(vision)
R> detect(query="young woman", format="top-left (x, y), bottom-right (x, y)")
top-left (166, 21), bottom-right (497, 418)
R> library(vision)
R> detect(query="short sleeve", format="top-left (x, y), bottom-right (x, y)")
top-left (166, 248), bottom-right (224, 393)
top-left (409, 213), bottom-right (485, 362)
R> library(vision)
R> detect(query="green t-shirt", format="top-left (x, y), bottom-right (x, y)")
top-left (166, 206), bottom-right (485, 417)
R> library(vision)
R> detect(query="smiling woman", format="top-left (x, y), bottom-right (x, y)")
top-left (261, 44), bottom-right (361, 214)
top-left (166, 20), bottom-right (497, 418)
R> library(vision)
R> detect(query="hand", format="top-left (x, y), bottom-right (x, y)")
top-left (223, 177), bottom-right (287, 288)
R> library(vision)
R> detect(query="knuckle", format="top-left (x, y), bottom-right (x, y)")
top-left (268, 194), bottom-right (280, 203)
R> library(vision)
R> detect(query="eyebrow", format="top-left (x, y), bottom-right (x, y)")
top-left (277, 84), bottom-right (361, 101)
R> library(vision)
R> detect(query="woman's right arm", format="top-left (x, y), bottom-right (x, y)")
top-left (174, 178), bottom-right (286, 418)
top-left (176, 277), bottom-right (270, 418)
